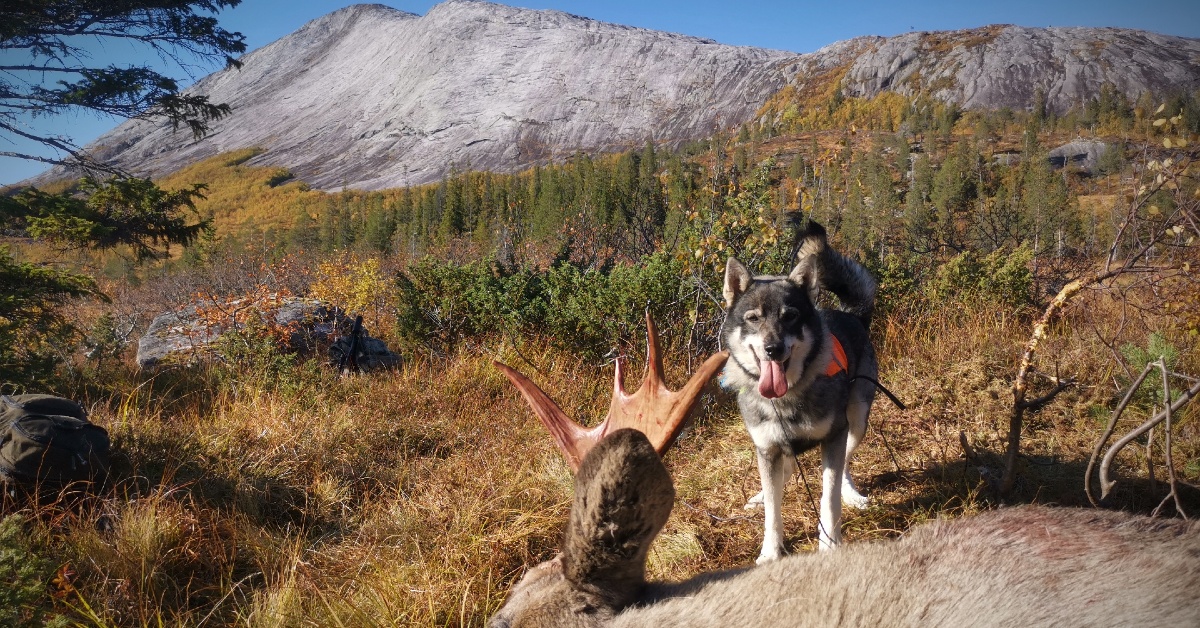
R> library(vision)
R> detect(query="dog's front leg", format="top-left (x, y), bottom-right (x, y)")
top-left (818, 434), bottom-right (847, 551)
top-left (755, 449), bottom-right (791, 564)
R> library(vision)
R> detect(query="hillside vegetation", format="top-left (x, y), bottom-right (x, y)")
top-left (2, 87), bottom-right (1199, 626)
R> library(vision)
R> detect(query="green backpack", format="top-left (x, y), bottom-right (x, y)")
top-left (0, 394), bottom-right (110, 488)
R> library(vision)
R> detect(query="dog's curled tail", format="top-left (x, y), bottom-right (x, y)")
top-left (792, 218), bottom-right (877, 328)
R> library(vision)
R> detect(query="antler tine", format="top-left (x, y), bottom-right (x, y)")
top-left (494, 361), bottom-right (604, 470)
top-left (497, 313), bottom-right (728, 472)
top-left (644, 309), bottom-right (665, 391)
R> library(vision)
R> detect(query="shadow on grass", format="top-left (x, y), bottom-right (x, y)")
top-left (863, 451), bottom-right (1200, 524)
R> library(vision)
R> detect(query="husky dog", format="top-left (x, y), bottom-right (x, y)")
top-left (720, 220), bottom-right (878, 561)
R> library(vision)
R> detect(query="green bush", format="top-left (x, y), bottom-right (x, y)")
top-left (209, 312), bottom-right (301, 394)
top-left (394, 253), bottom-right (688, 359)
top-left (543, 253), bottom-right (686, 358)
top-left (395, 258), bottom-right (546, 354)
top-left (0, 246), bottom-right (94, 384)
top-left (1120, 332), bottom-right (1181, 407)
top-left (863, 251), bottom-right (918, 317)
top-left (928, 246), bottom-right (1033, 308)
top-left (0, 515), bottom-right (69, 627)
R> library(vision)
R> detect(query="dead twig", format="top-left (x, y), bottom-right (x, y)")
top-left (1085, 359), bottom-right (1200, 509)
top-left (958, 431), bottom-right (976, 461)
top-left (1152, 359), bottom-right (1188, 519)
top-left (1086, 362), bottom-right (1156, 506)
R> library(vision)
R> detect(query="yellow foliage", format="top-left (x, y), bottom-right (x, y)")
top-left (309, 254), bottom-right (394, 334)
top-left (762, 81), bottom-right (913, 135)
top-left (156, 148), bottom-right (324, 236)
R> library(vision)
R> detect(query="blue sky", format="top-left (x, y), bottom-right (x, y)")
top-left (3, 0), bottom-right (1198, 185)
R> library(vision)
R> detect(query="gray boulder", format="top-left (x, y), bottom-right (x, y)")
top-left (1048, 139), bottom-right (1116, 174)
top-left (136, 297), bottom-right (399, 370)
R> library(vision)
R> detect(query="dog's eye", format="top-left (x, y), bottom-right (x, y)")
top-left (744, 311), bottom-right (761, 324)
top-left (779, 309), bottom-right (797, 323)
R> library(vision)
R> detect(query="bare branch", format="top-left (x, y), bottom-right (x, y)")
top-left (1085, 361), bottom-right (1156, 505)
top-left (0, 150), bottom-right (71, 167)
top-left (1002, 157), bottom-right (1198, 495)
top-left (1152, 358), bottom-right (1188, 519)
top-left (1018, 374), bottom-right (1076, 412)
top-left (1092, 373), bottom-right (1200, 503)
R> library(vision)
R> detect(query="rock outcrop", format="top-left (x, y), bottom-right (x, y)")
top-left (77, 0), bottom-right (795, 191)
top-left (136, 297), bottom-right (399, 370)
top-left (803, 25), bottom-right (1200, 114)
top-left (1048, 139), bottom-right (1116, 173)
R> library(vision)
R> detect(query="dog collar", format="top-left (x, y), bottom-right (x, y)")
top-left (825, 334), bottom-right (848, 377)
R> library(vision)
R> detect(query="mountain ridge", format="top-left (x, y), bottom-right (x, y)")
top-left (40, 1), bottom-right (1200, 191)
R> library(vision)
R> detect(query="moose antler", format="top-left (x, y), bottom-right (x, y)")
top-left (495, 312), bottom-right (728, 471)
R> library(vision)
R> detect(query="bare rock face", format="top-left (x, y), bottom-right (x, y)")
top-left (81, 0), bottom-right (795, 191)
top-left (1048, 139), bottom-right (1114, 173)
top-left (51, 3), bottom-right (1200, 192)
top-left (827, 25), bottom-right (1200, 114)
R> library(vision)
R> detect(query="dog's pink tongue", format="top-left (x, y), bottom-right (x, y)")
top-left (757, 359), bottom-right (788, 399)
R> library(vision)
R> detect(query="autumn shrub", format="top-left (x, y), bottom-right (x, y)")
top-left (308, 254), bottom-right (396, 336)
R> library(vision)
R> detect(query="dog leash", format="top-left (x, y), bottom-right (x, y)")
top-left (849, 375), bottom-right (907, 410)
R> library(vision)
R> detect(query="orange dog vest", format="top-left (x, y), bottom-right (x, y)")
top-left (825, 335), bottom-right (848, 377)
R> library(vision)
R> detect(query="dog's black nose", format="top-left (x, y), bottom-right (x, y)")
top-left (763, 341), bottom-right (785, 361)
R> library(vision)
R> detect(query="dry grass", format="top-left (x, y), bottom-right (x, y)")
top-left (3, 290), bottom-right (1198, 626)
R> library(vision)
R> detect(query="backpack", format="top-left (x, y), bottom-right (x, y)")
top-left (0, 394), bottom-right (110, 488)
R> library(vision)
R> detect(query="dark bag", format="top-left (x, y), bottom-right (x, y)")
top-left (0, 394), bottom-right (110, 488)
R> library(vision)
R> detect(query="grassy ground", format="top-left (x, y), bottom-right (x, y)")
top-left (3, 294), bottom-right (1198, 626)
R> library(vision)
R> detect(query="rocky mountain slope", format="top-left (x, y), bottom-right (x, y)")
top-left (59, 1), bottom-right (1200, 191)
top-left (789, 25), bottom-right (1200, 114)
top-left (80, 0), bottom-right (795, 190)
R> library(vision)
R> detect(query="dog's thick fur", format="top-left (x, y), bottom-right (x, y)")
top-left (490, 429), bottom-right (1200, 628)
top-left (720, 221), bottom-right (878, 558)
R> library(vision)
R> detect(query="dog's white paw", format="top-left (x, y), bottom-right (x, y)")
top-left (818, 537), bottom-right (840, 552)
top-left (743, 490), bottom-right (765, 510)
top-left (841, 487), bottom-right (870, 509)
top-left (755, 546), bottom-right (784, 565)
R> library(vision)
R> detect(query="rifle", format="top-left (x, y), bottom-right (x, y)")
top-left (338, 314), bottom-right (363, 374)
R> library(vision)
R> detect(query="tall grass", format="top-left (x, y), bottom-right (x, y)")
top-left (2, 286), bottom-right (1197, 626)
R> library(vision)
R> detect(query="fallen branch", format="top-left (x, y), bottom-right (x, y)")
top-left (1085, 360), bottom-right (1200, 511)
top-left (1085, 363), bottom-right (1156, 506)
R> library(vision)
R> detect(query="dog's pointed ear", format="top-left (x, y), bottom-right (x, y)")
top-left (562, 428), bottom-right (675, 609)
top-left (788, 259), bottom-right (821, 302)
top-left (723, 258), bottom-right (752, 307)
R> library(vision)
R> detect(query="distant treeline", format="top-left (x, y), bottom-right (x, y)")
top-left (161, 87), bottom-right (1200, 308)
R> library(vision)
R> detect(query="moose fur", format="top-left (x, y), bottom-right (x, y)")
top-left (490, 429), bottom-right (1200, 628)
